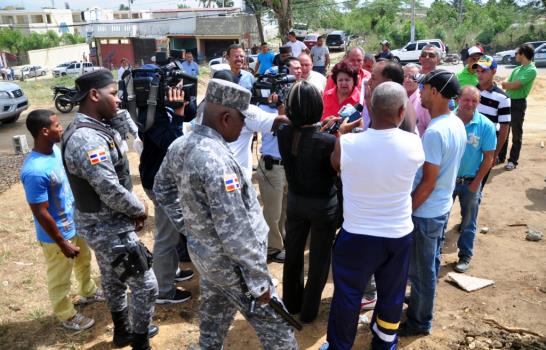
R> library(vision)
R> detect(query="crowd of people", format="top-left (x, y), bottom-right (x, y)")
top-left (18, 35), bottom-right (538, 350)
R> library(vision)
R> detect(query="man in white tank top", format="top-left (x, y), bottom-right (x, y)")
top-left (323, 82), bottom-right (425, 350)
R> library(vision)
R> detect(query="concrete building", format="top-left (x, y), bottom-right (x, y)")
top-left (0, 9), bottom-right (75, 34)
top-left (86, 7), bottom-right (260, 68)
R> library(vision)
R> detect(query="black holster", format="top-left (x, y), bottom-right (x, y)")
top-left (112, 237), bottom-right (153, 282)
top-left (263, 155), bottom-right (274, 170)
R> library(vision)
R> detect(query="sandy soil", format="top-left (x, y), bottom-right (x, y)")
top-left (0, 74), bottom-right (544, 350)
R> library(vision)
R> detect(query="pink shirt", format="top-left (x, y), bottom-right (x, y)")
top-left (409, 89), bottom-right (431, 137)
top-left (321, 86), bottom-right (360, 121)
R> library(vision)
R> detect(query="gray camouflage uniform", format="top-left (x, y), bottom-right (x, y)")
top-left (63, 113), bottom-right (157, 334)
top-left (153, 79), bottom-right (297, 350)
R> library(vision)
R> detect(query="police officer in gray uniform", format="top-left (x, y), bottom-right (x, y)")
top-left (61, 70), bottom-right (158, 350)
top-left (154, 78), bottom-right (298, 350)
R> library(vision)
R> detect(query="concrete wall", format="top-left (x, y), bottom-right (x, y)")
top-left (28, 43), bottom-right (90, 69)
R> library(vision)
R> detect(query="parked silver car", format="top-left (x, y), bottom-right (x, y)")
top-left (533, 43), bottom-right (546, 67)
top-left (0, 81), bottom-right (29, 123)
top-left (14, 65), bottom-right (47, 79)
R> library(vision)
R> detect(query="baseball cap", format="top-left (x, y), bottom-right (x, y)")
top-left (204, 78), bottom-right (256, 120)
top-left (71, 69), bottom-right (116, 102)
top-left (419, 69), bottom-right (460, 99)
top-left (472, 55), bottom-right (497, 71)
top-left (467, 46), bottom-right (484, 56)
top-left (381, 40), bottom-right (390, 46)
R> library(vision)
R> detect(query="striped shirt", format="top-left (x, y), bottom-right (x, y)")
top-left (477, 84), bottom-right (511, 125)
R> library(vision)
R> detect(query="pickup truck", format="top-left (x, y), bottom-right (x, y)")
top-left (52, 61), bottom-right (77, 77)
top-left (64, 62), bottom-right (102, 76)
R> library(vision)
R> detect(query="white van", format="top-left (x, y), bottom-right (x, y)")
top-left (391, 39), bottom-right (446, 63)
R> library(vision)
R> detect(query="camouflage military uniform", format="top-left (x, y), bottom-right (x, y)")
top-left (63, 113), bottom-right (157, 334)
top-left (154, 122), bottom-right (298, 350)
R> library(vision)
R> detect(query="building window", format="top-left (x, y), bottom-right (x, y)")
top-left (109, 39), bottom-right (119, 44)
top-left (46, 14), bottom-right (52, 24)
top-left (120, 39), bottom-right (129, 44)
top-left (31, 15), bottom-right (44, 23)
top-left (100, 39), bottom-right (108, 44)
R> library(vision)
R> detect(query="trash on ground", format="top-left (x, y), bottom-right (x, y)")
top-left (446, 272), bottom-right (495, 292)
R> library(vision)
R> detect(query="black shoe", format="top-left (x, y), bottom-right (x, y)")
top-left (398, 322), bottom-right (431, 337)
top-left (112, 308), bottom-right (132, 348)
top-left (267, 250), bottom-right (285, 263)
top-left (174, 269), bottom-right (194, 282)
top-left (454, 257), bottom-right (471, 273)
top-left (156, 289), bottom-right (192, 304)
top-left (132, 331), bottom-right (151, 350)
top-left (148, 324), bottom-right (159, 338)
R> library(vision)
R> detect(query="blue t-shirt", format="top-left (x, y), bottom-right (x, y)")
top-left (20, 146), bottom-right (76, 243)
top-left (458, 111), bottom-right (496, 177)
top-left (237, 69), bottom-right (256, 92)
top-left (257, 52), bottom-right (275, 75)
top-left (181, 60), bottom-right (199, 77)
top-left (413, 113), bottom-right (467, 218)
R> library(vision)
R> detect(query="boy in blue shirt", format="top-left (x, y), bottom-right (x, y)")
top-left (20, 109), bottom-right (103, 331)
top-left (255, 42), bottom-right (275, 75)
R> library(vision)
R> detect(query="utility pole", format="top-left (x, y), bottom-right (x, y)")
top-left (410, 0), bottom-right (415, 42)
top-left (51, 0), bottom-right (55, 8)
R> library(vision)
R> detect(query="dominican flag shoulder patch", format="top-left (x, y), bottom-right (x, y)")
top-left (224, 173), bottom-right (240, 192)
top-left (87, 148), bottom-right (108, 165)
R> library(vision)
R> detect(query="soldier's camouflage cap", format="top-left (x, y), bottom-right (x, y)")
top-left (205, 78), bottom-right (256, 120)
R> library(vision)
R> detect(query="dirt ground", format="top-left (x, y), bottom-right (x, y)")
top-left (0, 73), bottom-right (545, 350)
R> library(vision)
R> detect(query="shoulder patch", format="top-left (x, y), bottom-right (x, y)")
top-left (87, 147), bottom-right (108, 165)
top-left (223, 173), bottom-right (240, 192)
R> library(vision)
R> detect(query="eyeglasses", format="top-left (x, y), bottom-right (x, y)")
top-left (420, 52), bottom-right (437, 58)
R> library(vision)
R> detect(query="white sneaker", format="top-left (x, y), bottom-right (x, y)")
top-left (505, 161), bottom-right (516, 171)
top-left (360, 296), bottom-right (377, 311)
top-left (62, 313), bottom-right (95, 331)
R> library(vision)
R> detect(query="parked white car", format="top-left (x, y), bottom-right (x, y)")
top-left (391, 39), bottom-right (446, 63)
top-left (53, 61), bottom-right (77, 77)
top-left (494, 41), bottom-right (546, 65)
top-left (65, 62), bottom-right (102, 76)
top-left (13, 65), bottom-right (47, 79)
top-left (0, 81), bottom-right (29, 123)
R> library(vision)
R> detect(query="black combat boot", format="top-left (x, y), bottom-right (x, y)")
top-left (131, 331), bottom-right (151, 350)
top-left (111, 308), bottom-right (133, 348)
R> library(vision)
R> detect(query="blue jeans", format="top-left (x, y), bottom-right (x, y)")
top-left (406, 213), bottom-right (449, 333)
top-left (452, 181), bottom-right (482, 260)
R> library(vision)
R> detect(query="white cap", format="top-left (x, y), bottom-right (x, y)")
top-left (467, 46), bottom-right (483, 56)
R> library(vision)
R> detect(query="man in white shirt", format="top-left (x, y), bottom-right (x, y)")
top-left (299, 53), bottom-right (326, 94)
top-left (324, 82), bottom-right (425, 350)
top-left (117, 58), bottom-right (129, 81)
top-left (286, 31), bottom-right (309, 58)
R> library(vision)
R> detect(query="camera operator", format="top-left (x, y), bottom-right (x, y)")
top-left (273, 46), bottom-right (293, 74)
top-left (139, 81), bottom-right (197, 305)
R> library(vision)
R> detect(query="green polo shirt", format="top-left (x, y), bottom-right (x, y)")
top-left (506, 62), bottom-right (537, 100)
top-left (456, 66), bottom-right (478, 87)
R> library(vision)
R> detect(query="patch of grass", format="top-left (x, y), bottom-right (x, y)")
top-left (17, 75), bottom-right (76, 108)
top-left (26, 308), bottom-right (46, 321)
